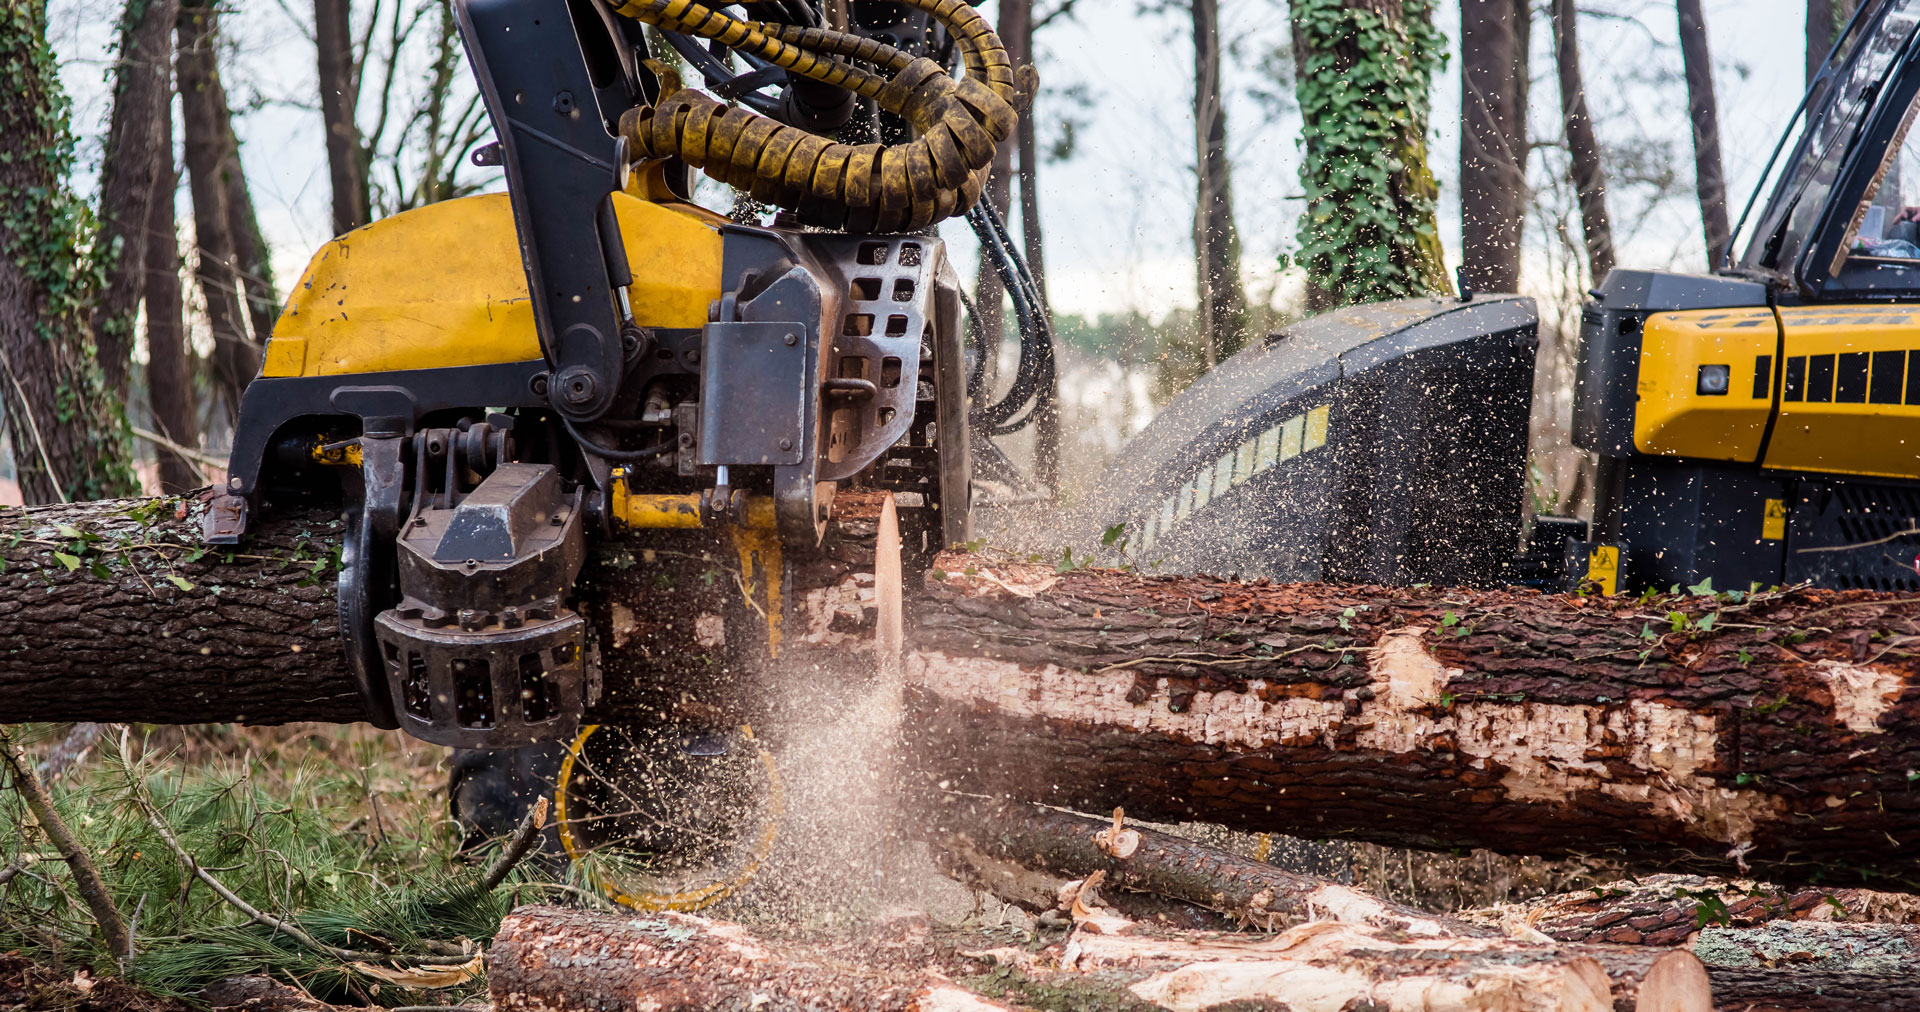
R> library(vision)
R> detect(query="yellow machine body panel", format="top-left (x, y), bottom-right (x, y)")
top-left (1763, 305), bottom-right (1920, 480)
top-left (264, 191), bottom-right (725, 378)
top-left (1632, 307), bottom-right (1776, 462)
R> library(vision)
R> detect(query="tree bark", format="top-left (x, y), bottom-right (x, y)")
top-left (489, 906), bottom-right (1022, 1012)
top-left (900, 556), bottom-right (1920, 889)
top-left (144, 112), bottom-right (202, 496)
top-left (1460, 0), bottom-right (1530, 294)
top-left (1806, 0), bottom-right (1857, 89)
top-left (488, 903), bottom-right (1714, 1012)
top-left (315, 0), bottom-right (369, 236)
top-left (0, 5), bottom-right (138, 505)
top-left (1552, 0), bottom-right (1615, 282)
top-left (177, 0), bottom-right (260, 419)
top-left (1677, 0), bottom-right (1731, 268)
top-left (10, 515), bottom-right (1920, 889)
top-left (92, 0), bottom-right (180, 402)
top-left (1192, 0), bottom-right (1247, 365)
top-left (1694, 922), bottom-right (1920, 1012)
top-left (926, 794), bottom-right (1484, 936)
top-left (1466, 873), bottom-right (1920, 948)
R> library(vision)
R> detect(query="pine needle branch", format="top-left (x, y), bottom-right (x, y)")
top-left (122, 761), bottom-right (451, 967)
top-left (0, 726), bottom-right (131, 963)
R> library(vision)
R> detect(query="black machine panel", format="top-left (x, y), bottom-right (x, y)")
top-left (1089, 296), bottom-right (1539, 585)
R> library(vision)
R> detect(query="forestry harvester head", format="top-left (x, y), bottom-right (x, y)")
top-left (1095, 0), bottom-right (1920, 597)
top-left (205, 0), bottom-right (1055, 751)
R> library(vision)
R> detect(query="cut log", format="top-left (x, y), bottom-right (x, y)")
top-left (1692, 922), bottom-right (1920, 1012)
top-left (925, 794), bottom-right (1479, 936)
top-left (487, 905), bottom-right (1022, 1012)
top-left (1464, 874), bottom-right (1920, 947)
top-left (0, 494), bottom-right (864, 728)
top-left (924, 795), bottom-right (1716, 1010)
top-left (8, 503), bottom-right (1920, 888)
top-left (902, 555), bottom-right (1920, 888)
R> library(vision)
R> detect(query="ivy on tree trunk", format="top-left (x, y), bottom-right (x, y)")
top-left (1290, 0), bottom-right (1452, 311)
top-left (0, 4), bottom-right (138, 504)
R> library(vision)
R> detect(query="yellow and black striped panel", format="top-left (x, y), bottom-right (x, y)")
top-left (1632, 307), bottom-right (1777, 463)
top-left (1766, 306), bottom-right (1920, 480)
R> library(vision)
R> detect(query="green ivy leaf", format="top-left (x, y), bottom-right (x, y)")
top-left (166, 574), bottom-right (194, 592)
top-left (51, 551), bottom-right (79, 572)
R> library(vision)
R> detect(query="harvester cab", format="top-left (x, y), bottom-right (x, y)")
top-left (1091, 0), bottom-right (1920, 598)
top-left (207, 0), bottom-right (1053, 752)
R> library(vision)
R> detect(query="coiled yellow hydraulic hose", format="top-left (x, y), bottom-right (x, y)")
top-left (611, 0), bottom-right (1018, 232)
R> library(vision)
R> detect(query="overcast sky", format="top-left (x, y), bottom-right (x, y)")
top-left (45, 0), bottom-right (1810, 320)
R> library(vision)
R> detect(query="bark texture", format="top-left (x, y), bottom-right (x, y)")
top-left (0, 5), bottom-right (138, 504)
top-left (1459, 0), bottom-right (1530, 294)
top-left (176, 0), bottom-right (259, 418)
top-left (1676, 0), bottom-right (1731, 267)
top-left (926, 794), bottom-right (1477, 935)
top-left (1466, 874), bottom-right (1920, 948)
top-left (1552, 0), bottom-right (1615, 282)
top-left (143, 109), bottom-right (202, 497)
top-left (488, 906), bottom-right (1017, 1012)
top-left (314, 0), bottom-right (369, 236)
top-left (1694, 922), bottom-right (1920, 1012)
top-left (92, 0), bottom-right (180, 401)
top-left (11, 518), bottom-right (1920, 890)
top-left (900, 556), bottom-right (1920, 888)
top-left (1191, 0), bottom-right (1247, 364)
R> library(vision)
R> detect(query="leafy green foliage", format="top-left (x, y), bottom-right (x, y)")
top-left (1290, 0), bottom-right (1451, 306)
top-left (0, 5), bottom-right (136, 501)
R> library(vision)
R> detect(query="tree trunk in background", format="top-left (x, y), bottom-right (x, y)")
top-left (1192, 0), bottom-right (1247, 362)
top-left (1008, 0), bottom-right (1061, 494)
top-left (0, 5), bottom-right (138, 504)
top-left (1459, 0), bottom-right (1529, 294)
top-left (1807, 0), bottom-right (1857, 88)
top-left (177, 0), bottom-right (260, 420)
top-left (91, 0), bottom-right (180, 402)
top-left (212, 68), bottom-right (279, 345)
top-left (1291, 0), bottom-right (1451, 311)
top-left (1552, 0), bottom-right (1614, 283)
top-left (145, 107), bottom-right (202, 495)
top-left (1677, 0), bottom-right (1731, 268)
top-left (315, 0), bottom-right (369, 235)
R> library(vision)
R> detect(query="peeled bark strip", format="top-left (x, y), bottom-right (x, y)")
top-left (488, 906), bottom-right (1021, 1012)
top-left (902, 556), bottom-right (1920, 888)
top-left (1465, 874), bottom-right (1920, 947)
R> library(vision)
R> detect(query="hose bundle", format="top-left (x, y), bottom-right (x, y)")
top-left (612, 0), bottom-right (1018, 232)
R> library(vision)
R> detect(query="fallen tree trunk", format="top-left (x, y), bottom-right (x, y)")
top-left (1463, 874), bottom-right (1920, 947)
top-left (1692, 922), bottom-right (1920, 1012)
top-left (7, 502), bottom-right (1920, 887)
top-left (488, 902), bottom-right (1714, 1012)
top-left (901, 555), bottom-right (1920, 888)
top-left (487, 905), bottom-right (1017, 1012)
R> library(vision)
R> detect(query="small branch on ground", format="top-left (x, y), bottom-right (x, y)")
top-left (0, 726), bottom-right (132, 962)
top-left (477, 797), bottom-right (548, 893)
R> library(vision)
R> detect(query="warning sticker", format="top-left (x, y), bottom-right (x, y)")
top-left (1587, 545), bottom-right (1619, 596)
top-left (1762, 498), bottom-right (1787, 541)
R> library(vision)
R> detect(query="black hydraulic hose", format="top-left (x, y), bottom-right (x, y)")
top-left (959, 285), bottom-right (990, 400)
top-left (661, 29), bottom-right (785, 116)
top-left (968, 200), bottom-right (1054, 435)
top-left (564, 418), bottom-right (678, 461)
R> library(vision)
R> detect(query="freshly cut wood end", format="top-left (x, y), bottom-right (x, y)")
top-left (1635, 950), bottom-right (1713, 1012)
